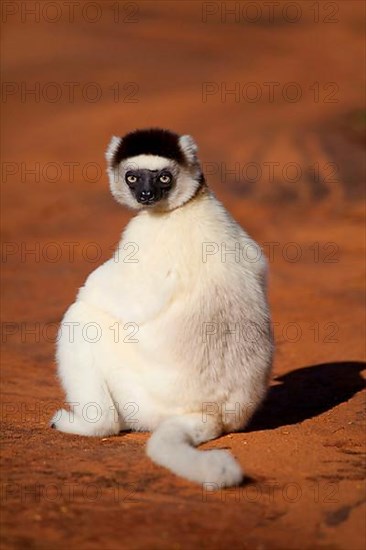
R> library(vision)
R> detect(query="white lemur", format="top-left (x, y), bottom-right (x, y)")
top-left (52, 128), bottom-right (273, 486)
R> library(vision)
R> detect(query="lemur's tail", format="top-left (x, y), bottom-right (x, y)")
top-left (146, 414), bottom-right (243, 486)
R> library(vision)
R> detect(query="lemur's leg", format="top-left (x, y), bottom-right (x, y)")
top-left (51, 302), bottom-right (123, 437)
top-left (51, 379), bottom-right (121, 437)
top-left (146, 413), bottom-right (243, 486)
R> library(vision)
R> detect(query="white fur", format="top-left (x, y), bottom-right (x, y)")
top-left (52, 138), bottom-right (273, 486)
top-left (117, 153), bottom-right (174, 171)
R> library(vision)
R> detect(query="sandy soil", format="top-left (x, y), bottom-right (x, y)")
top-left (1, 1), bottom-right (365, 549)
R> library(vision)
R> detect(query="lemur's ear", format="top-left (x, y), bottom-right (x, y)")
top-left (179, 135), bottom-right (198, 165)
top-left (105, 136), bottom-right (122, 166)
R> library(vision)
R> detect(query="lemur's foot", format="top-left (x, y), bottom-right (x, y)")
top-left (51, 408), bottom-right (120, 437)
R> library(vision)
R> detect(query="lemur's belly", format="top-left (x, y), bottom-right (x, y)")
top-left (59, 298), bottom-right (242, 431)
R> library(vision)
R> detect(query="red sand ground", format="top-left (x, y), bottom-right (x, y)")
top-left (1, 2), bottom-right (365, 549)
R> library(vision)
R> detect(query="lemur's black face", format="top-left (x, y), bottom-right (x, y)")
top-left (125, 168), bottom-right (174, 205)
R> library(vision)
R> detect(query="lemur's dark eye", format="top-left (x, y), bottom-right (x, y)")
top-left (126, 174), bottom-right (137, 185)
top-left (159, 173), bottom-right (171, 185)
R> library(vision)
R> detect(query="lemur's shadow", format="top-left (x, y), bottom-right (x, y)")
top-left (246, 361), bottom-right (366, 432)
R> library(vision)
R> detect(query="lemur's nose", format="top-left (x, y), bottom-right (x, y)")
top-left (139, 189), bottom-right (155, 202)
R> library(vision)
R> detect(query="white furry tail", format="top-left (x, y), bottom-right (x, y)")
top-left (146, 414), bottom-right (243, 486)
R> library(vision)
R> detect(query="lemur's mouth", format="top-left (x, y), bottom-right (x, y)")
top-left (137, 192), bottom-right (160, 205)
top-left (136, 187), bottom-right (171, 206)
top-left (138, 199), bottom-right (157, 206)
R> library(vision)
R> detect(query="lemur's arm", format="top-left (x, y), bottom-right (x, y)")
top-left (78, 258), bottom-right (179, 326)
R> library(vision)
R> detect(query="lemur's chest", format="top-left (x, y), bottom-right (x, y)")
top-left (117, 206), bottom-right (214, 281)
top-left (80, 197), bottom-right (244, 325)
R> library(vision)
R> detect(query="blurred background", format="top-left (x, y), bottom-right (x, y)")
top-left (1, 1), bottom-right (365, 549)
